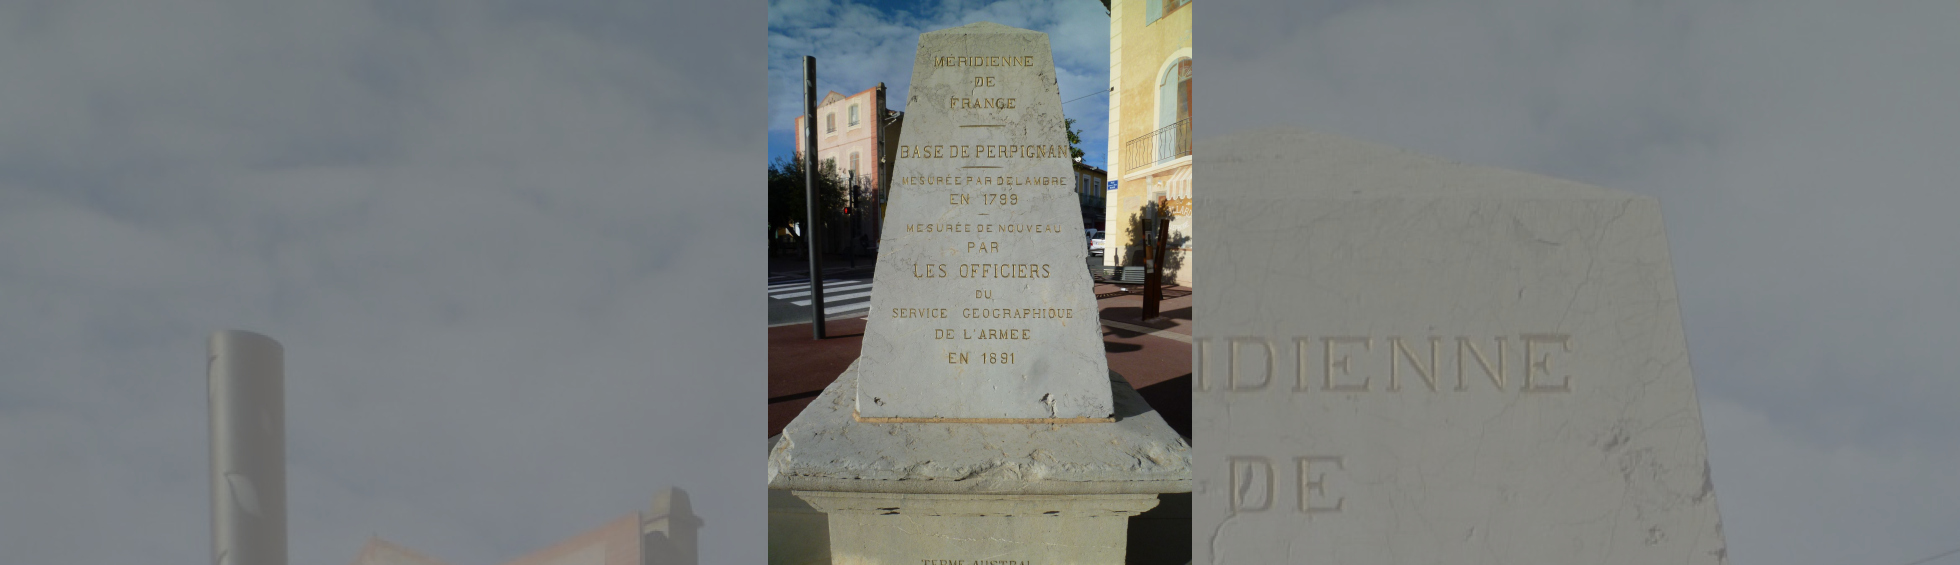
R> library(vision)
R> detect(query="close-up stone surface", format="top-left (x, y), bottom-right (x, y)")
top-left (1192, 128), bottom-right (1728, 564)
top-left (854, 21), bottom-right (1112, 421)
top-left (796, 492), bottom-right (1158, 565)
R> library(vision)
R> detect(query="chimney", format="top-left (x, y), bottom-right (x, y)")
top-left (642, 487), bottom-right (703, 565)
top-left (209, 330), bottom-right (287, 565)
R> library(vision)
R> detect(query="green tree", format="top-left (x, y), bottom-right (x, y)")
top-left (1120, 200), bottom-right (1189, 275)
top-left (768, 156), bottom-right (848, 241)
top-left (1065, 117), bottom-right (1086, 160)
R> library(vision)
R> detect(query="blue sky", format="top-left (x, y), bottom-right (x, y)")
top-left (767, 0), bottom-right (1113, 170)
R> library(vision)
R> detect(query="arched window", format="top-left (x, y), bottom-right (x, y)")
top-left (826, 113), bottom-right (835, 133)
top-left (1157, 57), bottom-right (1192, 161)
top-left (1146, 0), bottom-right (1190, 25)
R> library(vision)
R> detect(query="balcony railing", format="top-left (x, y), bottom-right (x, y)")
top-left (1123, 118), bottom-right (1192, 173)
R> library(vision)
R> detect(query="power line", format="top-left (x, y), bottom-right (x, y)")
top-left (1900, 546), bottom-right (1960, 565)
top-left (1063, 87), bottom-right (1112, 106)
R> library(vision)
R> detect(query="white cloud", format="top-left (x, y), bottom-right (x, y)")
top-left (0, 1), bottom-right (763, 564)
top-left (768, 0), bottom-right (1112, 168)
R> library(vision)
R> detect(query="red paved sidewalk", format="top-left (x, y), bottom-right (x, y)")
top-left (767, 286), bottom-right (1193, 438)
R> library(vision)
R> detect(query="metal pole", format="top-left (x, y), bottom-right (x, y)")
top-left (803, 56), bottom-right (827, 339)
top-left (1142, 200), bottom-right (1164, 320)
top-left (874, 83), bottom-right (887, 247)
top-left (848, 171), bottom-right (857, 269)
top-left (209, 330), bottom-right (286, 565)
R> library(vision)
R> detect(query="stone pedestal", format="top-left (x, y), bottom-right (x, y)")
top-left (769, 21), bottom-right (1190, 564)
top-left (796, 492), bottom-right (1158, 565)
top-left (769, 363), bottom-right (1189, 564)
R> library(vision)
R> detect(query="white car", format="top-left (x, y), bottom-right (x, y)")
top-left (1088, 230), bottom-right (1105, 256)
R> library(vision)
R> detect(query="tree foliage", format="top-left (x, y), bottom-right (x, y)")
top-left (1064, 117), bottom-right (1086, 160)
top-left (1119, 199), bottom-right (1188, 274)
top-left (768, 156), bottom-right (849, 238)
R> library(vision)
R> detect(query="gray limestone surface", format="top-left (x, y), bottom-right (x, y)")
top-left (770, 361), bottom-right (1190, 495)
top-left (856, 21), bottom-right (1111, 420)
top-left (795, 491), bottom-right (1156, 565)
top-left (1192, 128), bottom-right (1727, 564)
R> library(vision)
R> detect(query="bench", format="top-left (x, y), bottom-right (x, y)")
top-left (1091, 266), bottom-right (1149, 285)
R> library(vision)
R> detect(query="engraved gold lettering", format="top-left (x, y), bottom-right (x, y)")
top-left (1298, 456), bottom-right (1345, 516)
top-left (912, 263), bottom-right (949, 278)
top-left (1455, 336), bottom-right (1507, 391)
top-left (1230, 336), bottom-right (1273, 391)
top-left (1388, 336), bottom-right (1441, 392)
top-left (1196, 333), bottom-right (1574, 395)
top-left (1322, 337), bottom-right (1372, 392)
top-left (1195, 337), bottom-right (1213, 392)
top-left (1522, 333), bottom-right (1573, 392)
top-left (1229, 456), bottom-right (1273, 514)
top-left (1293, 336), bottom-right (1313, 392)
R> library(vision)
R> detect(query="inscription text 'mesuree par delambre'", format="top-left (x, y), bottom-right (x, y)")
top-left (851, 22), bottom-right (1111, 420)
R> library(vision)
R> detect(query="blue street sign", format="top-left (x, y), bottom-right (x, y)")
top-left (1106, 180), bottom-right (1118, 191)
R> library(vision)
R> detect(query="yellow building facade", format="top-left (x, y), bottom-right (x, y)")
top-left (1104, 0), bottom-right (1192, 286)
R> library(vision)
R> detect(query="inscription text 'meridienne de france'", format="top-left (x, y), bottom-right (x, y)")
top-left (1203, 333), bottom-right (1582, 519)
top-left (1197, 334), bottom-right (1578, 394)
top-left (881, 50), bottom-right (1076, 367)
top-left (858, 22), bottom-right (1110, 420)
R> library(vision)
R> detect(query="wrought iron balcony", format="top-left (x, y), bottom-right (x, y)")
top-left (1123, 118), bottom-right (1192, 173)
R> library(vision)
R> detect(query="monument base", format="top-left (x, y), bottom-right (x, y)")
top-left (796, 491), bottom-right (1157, 565)
top-left (768, 361), bottom-right (1191, 564)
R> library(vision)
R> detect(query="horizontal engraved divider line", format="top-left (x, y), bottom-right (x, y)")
top-left (961, 165), bottom-right (1003, 169)
top-left (958, 124), bottom-right (1004, 127)
top-left (852, 409), bottom-right (1114, 424)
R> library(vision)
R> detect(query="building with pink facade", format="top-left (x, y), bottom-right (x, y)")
top-left (792, 84), bottom-right (903, 246)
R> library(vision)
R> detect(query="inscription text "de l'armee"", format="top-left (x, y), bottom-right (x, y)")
top-left (1196, 334), bottom-right (1576, 394)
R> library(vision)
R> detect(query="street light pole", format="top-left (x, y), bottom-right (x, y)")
top-left (848, 171), bottom-right (857, 269)
top-left (1142, 199), bottom-right (1166, 320)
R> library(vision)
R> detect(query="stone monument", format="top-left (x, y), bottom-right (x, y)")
top-left (769, 23), bottom-right (1191, 564)
top-left (1192, 128), bottom-right (1727, 564)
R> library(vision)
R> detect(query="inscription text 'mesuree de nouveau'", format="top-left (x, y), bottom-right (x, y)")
top-left (881, 46), bottom-right (1074, 371)
top-left (1196, 334), bottom-right (1578, 394)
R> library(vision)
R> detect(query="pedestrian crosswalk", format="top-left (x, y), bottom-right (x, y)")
top-left (767, 274), bottom-right (875, 317)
